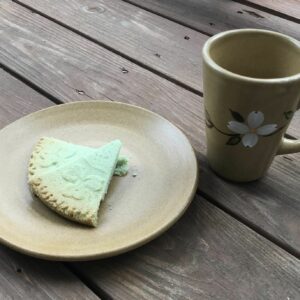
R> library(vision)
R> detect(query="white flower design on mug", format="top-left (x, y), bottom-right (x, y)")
top-left (205, 109), bottom-right (289, 148)
top-left (227, 111), bottom-right (278, 148)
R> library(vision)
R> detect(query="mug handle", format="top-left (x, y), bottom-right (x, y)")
top-left (277, 102), bottom-right (300, 155)
top-left (277, 139), bottom-right (300, 155)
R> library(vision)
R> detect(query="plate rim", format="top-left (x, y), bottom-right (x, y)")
top-left (0, 101), bottom-right (199, 261)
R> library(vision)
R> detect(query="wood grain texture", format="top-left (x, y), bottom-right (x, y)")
top-left (0, 0), bottom-right (203, 143)
top-left (1, 1), bottom-right (300, 254)
top-left (15, 0), bottom-right (300, 139)
top-left (0, 246), bottom-right (99, 300)
top-left (0, 70), bottom-right (52, 128)
top-left (125, 0), bottom-right (300, 39)
top-left (290, 110), bottom-right (300, 138)
top-left (18, 0), bottom-right (205, 92)
top-left (72, 197), bottom-right (300, 300)
top-left (0, 70), bottom-right (98, 300)
top-left (237, 0), bottom-right (300, 21)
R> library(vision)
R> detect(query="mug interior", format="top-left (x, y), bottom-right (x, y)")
top-left (208, 31), bottom-right (300, 79)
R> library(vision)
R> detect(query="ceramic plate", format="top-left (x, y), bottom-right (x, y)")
top-left (0, 101), bottom-right (198, 261)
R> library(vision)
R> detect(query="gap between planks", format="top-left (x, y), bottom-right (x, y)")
top-left (11, 0), bottom-right (300, 138)
top-left (120, 0), bottom-right (299, 40)
top-left (64, 263), bottom-right (113, 300)
top-left (233, 0), bottom-right (300, 24)
top-left (122, 0), bottom-right (214, 36)
top-left (0, 62), bottom-right (63, 104)
top-left (2, 61), bottom-right (298, 260)
top-left (11, 0), bottom-right (202, 97)
top-left (2, 1), bottom-right (300, 259)
top-left (197, 189), bottom-right (300, 259)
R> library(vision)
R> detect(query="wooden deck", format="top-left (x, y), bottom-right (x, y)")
top-left (0, 0), bottom-right (299, 299)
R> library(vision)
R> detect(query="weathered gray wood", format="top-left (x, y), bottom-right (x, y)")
top-left (0, 70), bottom-right (98, 300)
top-left (0, 71), bottom-right (53, 128)
top-left (17, 0), bottom-right (205, 93)
top-left (237, 0), bottom-right (300, 20)
top-left (0, 246), bottom-right (99, 300)
top-left (1, 1), bottom-right (300, 254)
top-left (16, 0), bottom-right (300, 138)
top-left (72, 197), bottom-right (300, 300)
top-left (3, 63), bottom-right (298, 300)
top-left (0, 0), bottom-right (202, 143)
top-left (2, 71), bottom-right (298, 300)
top-left (125, 0), bottom-right (300, 39)
top-left (289, 110), bottom-right (300, 138)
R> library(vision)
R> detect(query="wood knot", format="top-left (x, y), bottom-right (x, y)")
top-left (83, 6), bottom-right (105, 14)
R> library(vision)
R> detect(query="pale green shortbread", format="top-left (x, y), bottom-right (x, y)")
top-left (29, 139), bottom-right (122, 227)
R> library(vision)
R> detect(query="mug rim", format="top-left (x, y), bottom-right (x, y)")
top-left (202, 29), bottom-right (300, 84)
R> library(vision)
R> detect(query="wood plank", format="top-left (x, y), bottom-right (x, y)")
top-left (0, 70), bottom-right (99, 300)
top-left (16, 0), bottom-right (205, 93)
top-left (1, 1), bottom-right (300, 255)
top-left (15, 0), bottom-right (300, 139)
top-left (0, 71), bottom-right (52, 128)
top-left (124, 0), bottom-right (300, 39)
top-left (237, 0), bottom-right (300, 21)
top-left (0, 246), bottom-right (99, 300)
top-left (72, 197), bottom-right (300, 299)
top-left (0, 0), bottom-right (202, 143)
top-left (289, 110), bottom-right (300, 138)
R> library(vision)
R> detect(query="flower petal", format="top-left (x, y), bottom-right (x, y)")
top-left (256, 124), bottom-right (278, 136)
top-left (84, 175), bottom-right (103, 191)
top-left (61, 170), bottom-right (78, 183)
top-left (247, 111), bottom-right (264, 128)
top-left (242, 133), bottom-right (258, 148)
top-left (227, 121), bottom-right (249, 134)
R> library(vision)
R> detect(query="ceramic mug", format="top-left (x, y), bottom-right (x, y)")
top-left (202, 29), bottom-right (300, 182)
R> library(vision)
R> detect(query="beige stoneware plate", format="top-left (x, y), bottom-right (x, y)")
top-left (0, 101), bottom-right (198, 261)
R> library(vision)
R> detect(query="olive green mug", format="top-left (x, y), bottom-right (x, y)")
top-left (202, 29), bottom-right (300, 182)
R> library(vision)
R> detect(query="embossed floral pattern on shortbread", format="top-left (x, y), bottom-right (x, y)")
top-left (61, 165), bottom-right (104, 201)
top-left (39, 147), bottom-right (77, 168)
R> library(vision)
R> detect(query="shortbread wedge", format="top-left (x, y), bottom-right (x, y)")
top-left (29, 140), bottom-right (122, 227)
